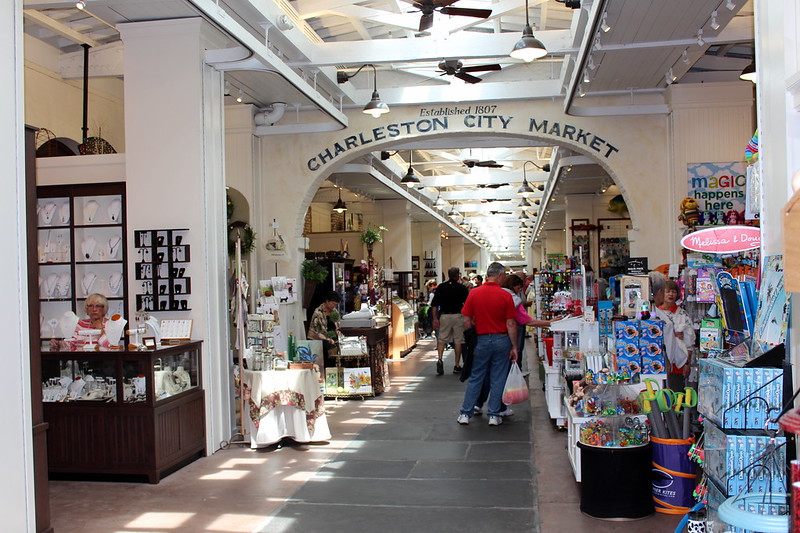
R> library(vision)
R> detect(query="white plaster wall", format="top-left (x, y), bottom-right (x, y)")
top-left (36, 153), bottom-right (126, 185)
top-left (381, 199), bottom-right (412, 271)
top-left (24, 34), bottom-right (125, 151)
top-left (1, 2), bottom-right (35, 529)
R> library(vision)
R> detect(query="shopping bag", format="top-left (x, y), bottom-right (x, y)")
top-left (502, 363), bottom-right (529, 404)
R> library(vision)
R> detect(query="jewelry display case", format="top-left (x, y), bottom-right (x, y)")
top-left (41, 341), bottom-right (205, 483)
top-left (37, 183), bottom-right (129, 349)
top-left (134, 229), bottom-right (191, 312)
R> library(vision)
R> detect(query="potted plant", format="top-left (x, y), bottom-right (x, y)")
top-left (301, 259), bottom-right (328, 307)
top-left (360, 224), bottom-right (388, 251)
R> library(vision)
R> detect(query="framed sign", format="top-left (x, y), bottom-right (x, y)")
top-left (680, 226), bottom-right (761, 253)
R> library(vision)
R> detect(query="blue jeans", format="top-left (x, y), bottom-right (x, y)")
top-left (460, 333), bottom-right (512, 417)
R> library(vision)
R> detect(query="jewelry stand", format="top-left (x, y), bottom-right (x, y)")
top-left (78, 328), bottom-right (102, 351)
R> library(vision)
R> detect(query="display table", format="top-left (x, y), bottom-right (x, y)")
top-left (241, 369), bottom-right (331, 448)
top-left (340, 324), bottom-right (390, 394)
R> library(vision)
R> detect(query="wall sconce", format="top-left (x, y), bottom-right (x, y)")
top-left (337, 64), bottom-right (390, 117)
top-left (333, 186), bottom-right (347, 213)
top-left (509, 0), bottom-right (547, 62)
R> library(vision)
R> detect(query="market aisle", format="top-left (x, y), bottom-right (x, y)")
top-left (257, 337), bottom-right (537, 533)
top-left (49, 337), bottom-right (684, 532)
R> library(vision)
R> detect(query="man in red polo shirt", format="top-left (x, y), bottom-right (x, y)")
top-left (457, 262), bottom-right (518, 427)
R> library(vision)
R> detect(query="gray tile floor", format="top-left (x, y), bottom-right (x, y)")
top-left (49, 338), bottom-right (682, 532)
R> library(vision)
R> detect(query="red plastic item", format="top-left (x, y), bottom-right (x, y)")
top-left (543, 336), bottom-right (554, 366)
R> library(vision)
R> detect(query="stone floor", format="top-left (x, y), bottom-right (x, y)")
top-left (49, 337), bottom-right (682, 532)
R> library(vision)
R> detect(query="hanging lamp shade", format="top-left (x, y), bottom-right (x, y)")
top-left (518, 197), bottom-right (531, 208)
top-left (518, 179), bottom-right (534, 196)
top-left (363, 90), bottom-right (390, 117)
top-left (739, 60), bottom-right (756, 83)
top-left (401, 166), bottom-right (420, 187)
top-left (510, 25), bottom-right (547, 62)
top-left (333, 187), bottom-right (347, 213)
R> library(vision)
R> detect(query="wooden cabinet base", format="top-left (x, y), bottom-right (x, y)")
top-left (45, 390), bottom-right (206, 484)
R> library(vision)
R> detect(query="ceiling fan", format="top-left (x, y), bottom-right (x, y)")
top-left (463, 158), bottom-right (505, 169)
top-left (411, 1), bottom-right (492, 32)
top-left (437, 59), bottom-right (501, 84)
top-left (477, 183), bottom-right (510, 189)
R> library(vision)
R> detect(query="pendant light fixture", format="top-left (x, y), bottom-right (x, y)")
top-left (337, 64), bottom-right (390, 117)
top-left (518, 197), bottom-right (531, 208)
top-left (509, 0), bottom-right (547, 62)
top-left (333, 186), bottom-right (347, 213)
top-left (401, 150), bottom-right (420, 187)
top-left (518, 160), bottom-right (543, 197)
top-left (739, 59), bottom-right (756, 83)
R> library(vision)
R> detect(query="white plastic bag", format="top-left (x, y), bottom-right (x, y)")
top-left (502, 363), bottom-right (529, 405)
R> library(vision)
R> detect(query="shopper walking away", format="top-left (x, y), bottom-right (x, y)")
top-left (457, 262), bottom-right (518, 426)
top-left (431, 266), bottom-right (470, 375)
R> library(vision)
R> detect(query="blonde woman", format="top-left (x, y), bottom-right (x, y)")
top-left (53, 293), bottom-right (113, 351)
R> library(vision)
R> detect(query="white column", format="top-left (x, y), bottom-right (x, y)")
top-left (419, 221), bottom-right (442, 282)
top-left (119, 18), bottom-right (231, 452)
top-left (381, 199), bottom-right (412, 270)
top-left (444, 236), bottom-right (465, 277)
top-left (1, 2), bottom-right (35, 530)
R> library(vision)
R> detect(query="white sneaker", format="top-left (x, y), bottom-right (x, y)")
top-left (472, 406), bottom-right (483, 416)
top-left (499, 408), bottom-right (514, 417)
top-left (457, 414), bottom-right (470, 425)
top-left (488, 416), bottom-right (503, 426)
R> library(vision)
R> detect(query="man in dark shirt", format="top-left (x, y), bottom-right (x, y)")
top-left (431, 266), bottom-right (470, 375)
top-left (457, 262), bottom-right (518, 426)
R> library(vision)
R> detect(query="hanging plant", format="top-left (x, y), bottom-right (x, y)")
top-left (228, 221), bottom-right (256, 256)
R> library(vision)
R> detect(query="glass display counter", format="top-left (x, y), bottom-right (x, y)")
top-left (41, 341), bottom-right (205, 483)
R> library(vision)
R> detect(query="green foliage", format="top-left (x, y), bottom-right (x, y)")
top-left (228, 224), bottom-right (256, 256)
top-left (301, 259), bottom-right (328, 282)
top-left (360, 224), bottom-right (388, 245)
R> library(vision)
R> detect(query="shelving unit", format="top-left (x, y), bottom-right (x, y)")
top-left (423, 252), bottom-right (437, 281)
top-left (37, 183), bottom-right (128, 347)
top-left (134, 229), bottom-right (191, 312)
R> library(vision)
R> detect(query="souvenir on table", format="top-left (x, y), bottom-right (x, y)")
top-left (271, 276), bottom-right (296, 304)
top-left (620, 276), bottom-right (649, 318)
top-left (294, 339), bottom-right (325, 394)
top-left (696, 267), bottom-right (716, 303)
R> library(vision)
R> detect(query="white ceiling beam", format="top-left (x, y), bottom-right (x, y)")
top-left (23, 9), bottom-right (101, 47)
top-left (292, 0), bottom-right (359, 19)
top-left (354, 78), bottom-right (563, 105)
top-left (300, 29), bottom-right (572, 67)
top-left (417, 171), bottom-right (548, 187)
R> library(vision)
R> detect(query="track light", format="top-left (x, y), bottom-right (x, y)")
top-left (76, 0), bottom-right (86, 8)
top-left (725, 0), bottom-right (735, 10)
top-left (682, 50), bottom-right (690, 64)
top-left (583, 71), bottom-right (591, 84)
top-left (697, 29), bottom-right (705, 47)
top-left (510, 0), bottom-right (547, 62)
top-left (578, 85), bottom-right (586, 97)
top-left (236, 89), bottom-right (243, 103)
top-left (333, 187), bottom-right (347, 213)
top-left (739, 60), bottom-right (756, 83)
top-left (587, 55), bottom-right (596, 70)
top-left (710, 11), bottom-right (720, 31)
top-left (600, 13), bottom-right (611, 33)
top-left (337, 64), bottom-right (390, 117)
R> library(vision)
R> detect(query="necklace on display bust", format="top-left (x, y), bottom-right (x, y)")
top-left (81, 237), bottom-right (97, 260)
top-left (83, 200), bottom-right (100, 223)
top-left (108, 271), bottom-right (123, 296)
top-left (43, 273), bottom-right (58, 298)
top-left (108, 236), bottom-right (121, 259)
top-left (59, 203), bottom-right (70, 225)
top-left (40, 203), bottom-right (57, 225)
top-left (57, 272), bottom-right (71, 298)
top-left (81, 272), bottom-right (97, 296)
top-left (107, 199), bottom-right (121, 223)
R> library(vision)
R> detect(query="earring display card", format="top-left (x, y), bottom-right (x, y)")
top-left (133, 228), bottom-right (190, 312)
top-left (160, 319), bottom-right (193, 342)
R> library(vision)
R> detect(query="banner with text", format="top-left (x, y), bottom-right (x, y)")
top-left (687, 162), bottom-right (747, 226)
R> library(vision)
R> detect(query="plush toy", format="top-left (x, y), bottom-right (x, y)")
top-left (724, 210), bottom-right (743, 225)
top-left (678, 197), bottom-right (701, 228)
top-left (704, 210), bottom-right (717, 226)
